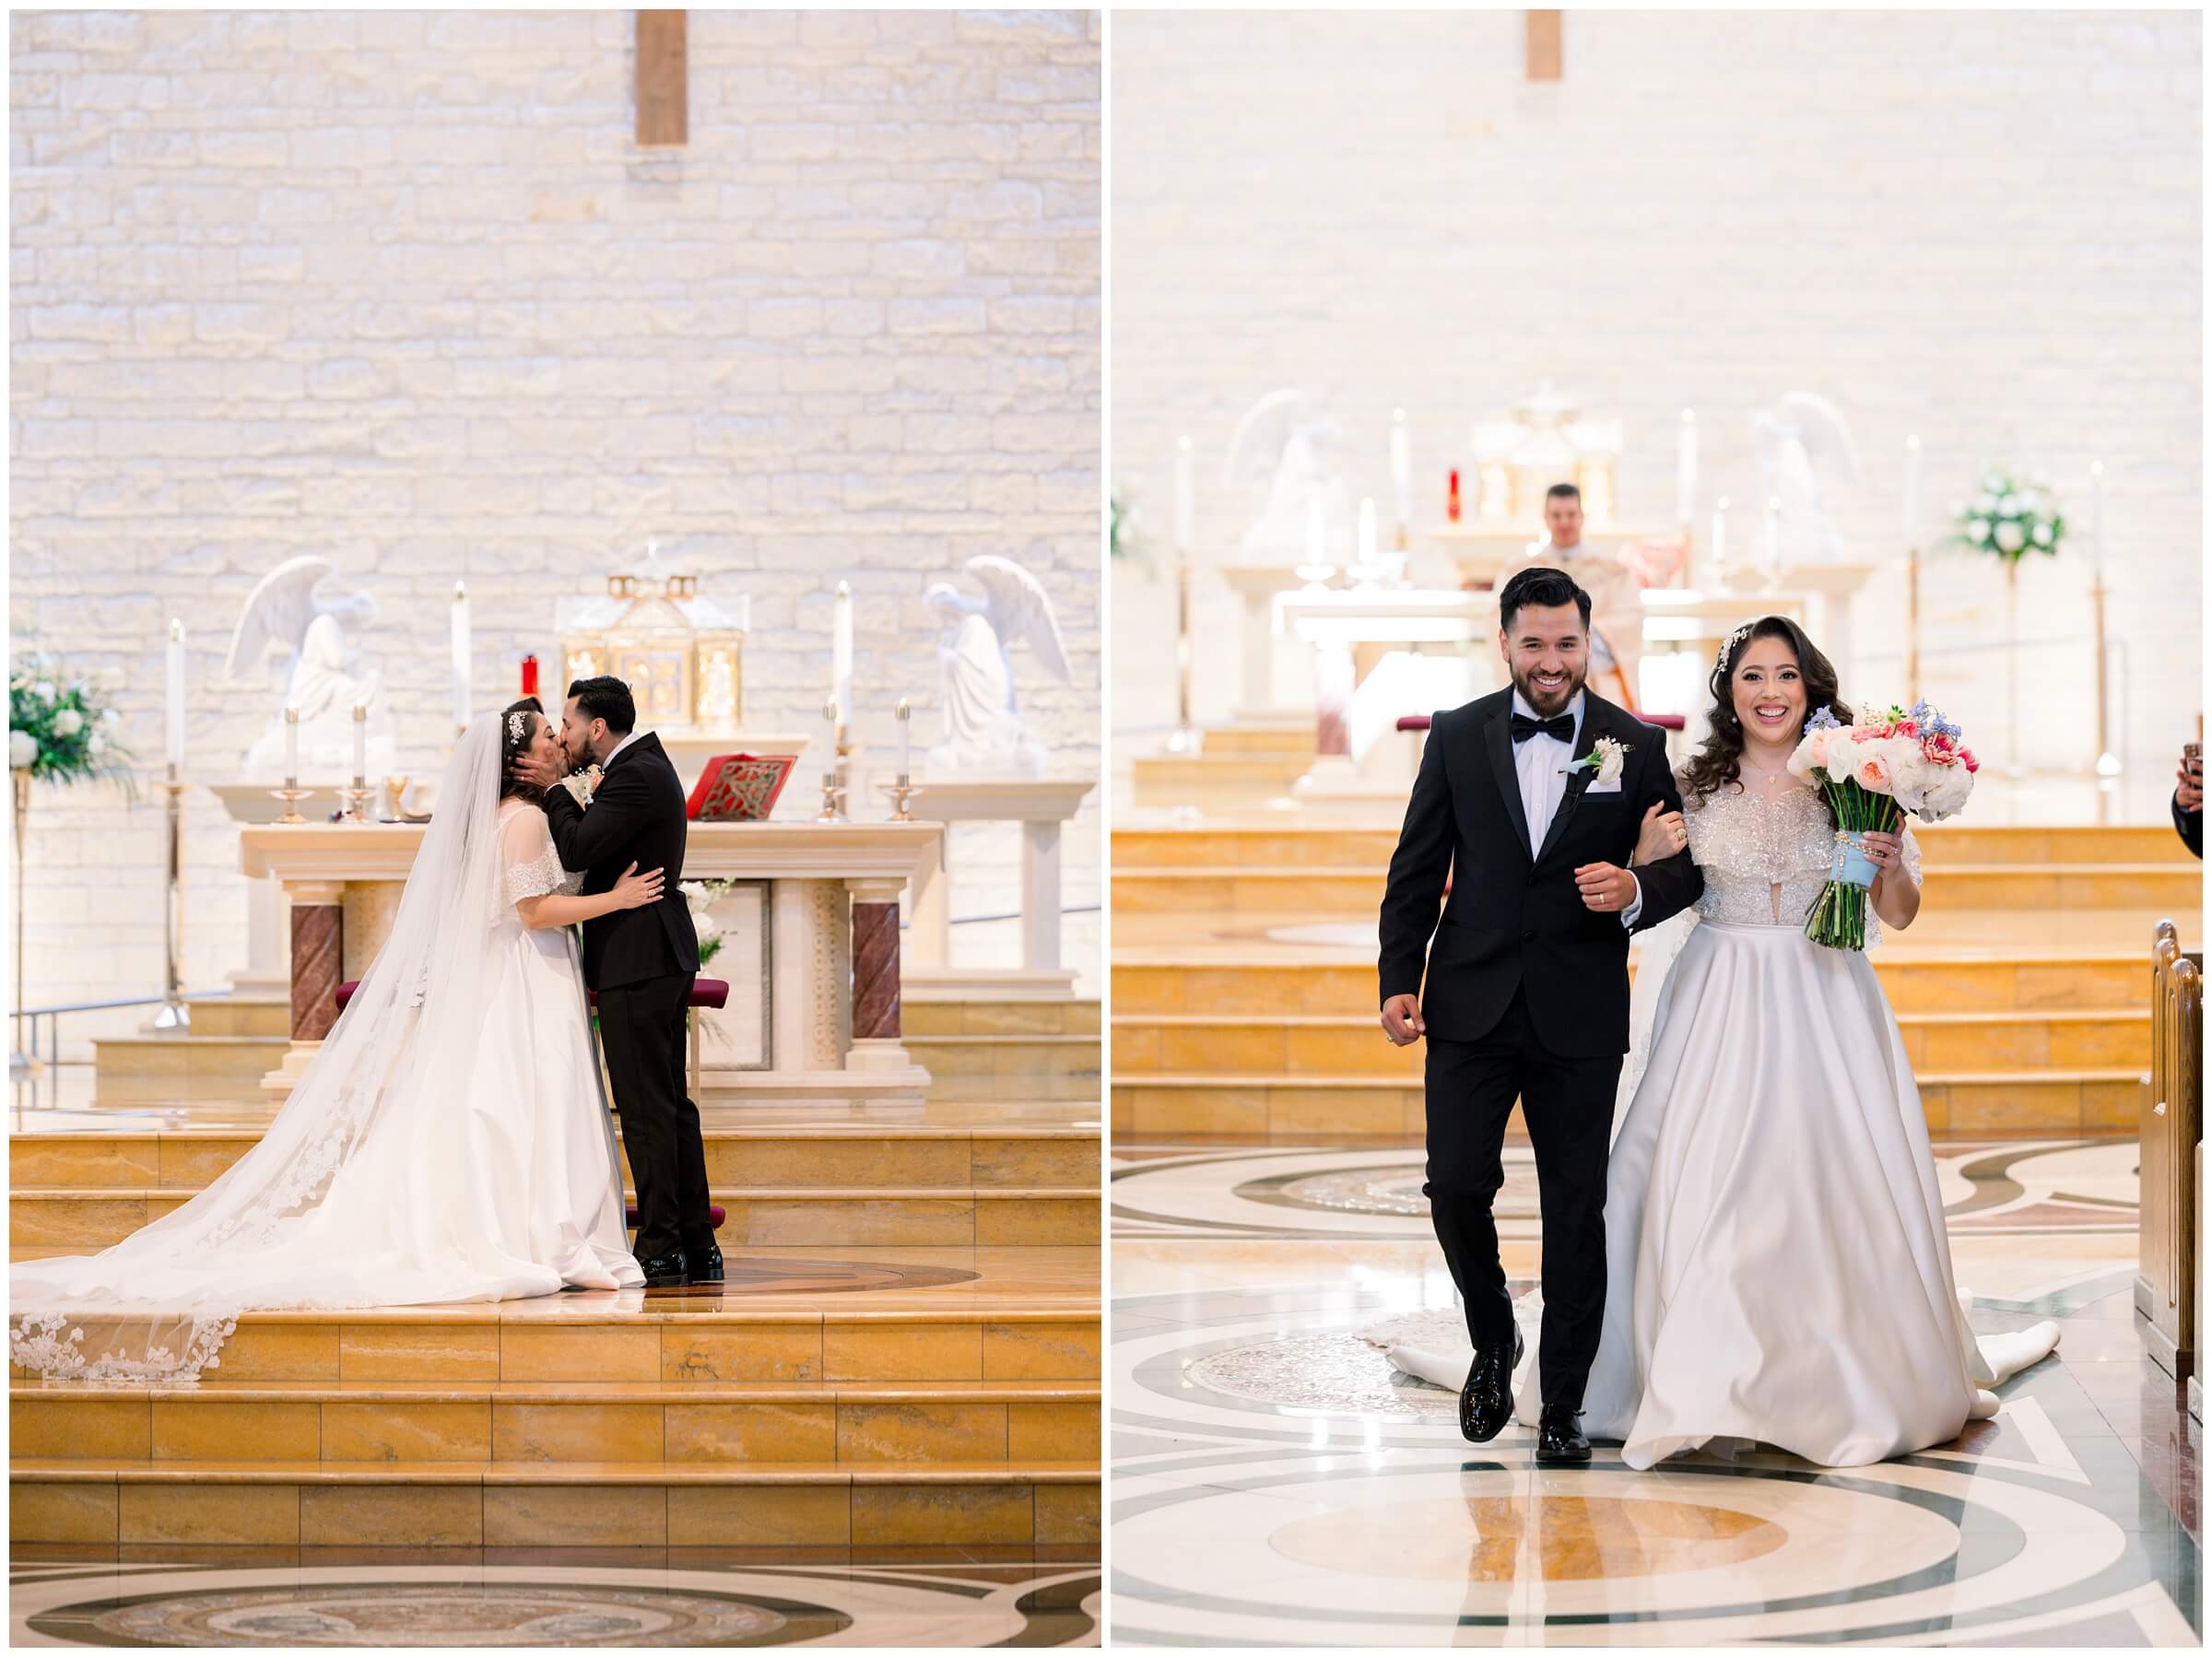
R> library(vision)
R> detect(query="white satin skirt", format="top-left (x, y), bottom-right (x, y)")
top-left (1568, 919), bottom-right (2057, 1468)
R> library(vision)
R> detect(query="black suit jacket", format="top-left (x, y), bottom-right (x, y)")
top-left (2176, 789), bottom-right (2203, 860)
top-left (1378, 687), bottom-right (1703, 1059)
top-left (541, 732), bottom-right (700, 992)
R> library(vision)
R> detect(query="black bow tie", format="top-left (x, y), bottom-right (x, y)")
top-left (1510, 712), bottom-right (1575, 745)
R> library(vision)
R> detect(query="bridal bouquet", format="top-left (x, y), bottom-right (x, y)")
top-left (1788, 701), bottom-right (1979, 950)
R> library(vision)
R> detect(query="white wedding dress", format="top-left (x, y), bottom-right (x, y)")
top-left (10, 715), bottom-right (642, 1384)
top-left (1382, 771), bottom-right (2059, 1468)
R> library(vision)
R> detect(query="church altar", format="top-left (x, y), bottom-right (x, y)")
top-left (239, 819), bottom-right (944, 1111)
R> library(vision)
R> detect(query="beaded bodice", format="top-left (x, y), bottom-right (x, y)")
top-left (1682, 770), bottom-right (1921, 940)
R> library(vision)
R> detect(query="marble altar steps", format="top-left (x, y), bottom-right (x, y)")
top-left (92, 991), bottom-right (290, 1080)
top-left (7, 1126), bottom-right (1101, 1255)
top-left (1110, 953), bottom-right (2154, 1142)
top-left (1130, 723), bottom-right (1320, 811)
top-left (904, 996), bottom-right (1101, 1105)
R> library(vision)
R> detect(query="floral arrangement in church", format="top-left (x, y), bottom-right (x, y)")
top-left (679, 878), bottom-right (744, 969)
top-left (9, 652), bottom-right (134, 795)
top-left (1948, 467), bottom-right (2065, 563)
top-left (1788, 700), bottom-right (1979, 950)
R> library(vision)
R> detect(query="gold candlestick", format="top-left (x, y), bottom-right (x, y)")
top-left (152, 767), bottom-right (189, 1031)
top-left (890, 698), bottom-right (915, 821)
top-left (1165, 557), bottom-right (1200, 753)
top-left (11, 767), bottom-right (30, 1075)
top-left (816, 698), bottom-right (849, 823)
top-left (271, 786), bottom-right (307, 826)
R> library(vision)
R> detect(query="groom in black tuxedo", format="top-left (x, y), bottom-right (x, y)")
top-left (512, 675), bottom-right (712, 1288)
top-left (1378, 567), bottom-right (1701, 1462)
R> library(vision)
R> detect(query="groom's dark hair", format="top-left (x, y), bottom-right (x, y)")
top-left (567, 676), bottom-right (636, 734)
top-left (1498, 566), bottom-right (1593, 632)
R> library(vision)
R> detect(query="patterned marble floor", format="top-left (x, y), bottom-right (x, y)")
top-left (1111, 1139), bottom-right (2201, 1646)
top-left (8, 1551), bottom-right (1100, 1646)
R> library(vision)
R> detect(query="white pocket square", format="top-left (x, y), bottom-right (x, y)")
top-left (1586, 776), bottom-right (1625, 794)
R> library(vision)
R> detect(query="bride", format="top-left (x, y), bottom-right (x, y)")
top-left (1382, 617), bottom-right (2058, 1467)
top-left (11, 705), bottom-right (656, 1383)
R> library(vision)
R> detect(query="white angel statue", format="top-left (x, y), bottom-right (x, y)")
top-left (225, 557), bottom-right (397, 778)
top-left (1750, 392), bottom-right (1862, 565)
top-left (1223, 387), bottom-right (1349, 565)
top-left (923, 555), bottom-right (1072, 778)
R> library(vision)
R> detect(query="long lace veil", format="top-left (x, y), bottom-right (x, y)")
top-left (11, 712), bottom-right (516, 1382)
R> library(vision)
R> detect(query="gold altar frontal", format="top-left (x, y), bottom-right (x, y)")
top-left (239, 820), bottom-right (946, 1110)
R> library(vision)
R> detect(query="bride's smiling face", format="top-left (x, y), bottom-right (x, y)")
top-left (1731, 636), bottom-right (1806, 747)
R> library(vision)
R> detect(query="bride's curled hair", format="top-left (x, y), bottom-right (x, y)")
top-left (1678, 615), bottom-right (1847, 805)
top-left (500, 697), bottom-right (547, 805)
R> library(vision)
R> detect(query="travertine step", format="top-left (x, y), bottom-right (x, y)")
top-left (904, 997), bottom-right (1101, 1039)
top-left (1111, 1009), bottom-right (2150, 1076)
top-left (1110, 863), bottom-right (2203, 916)
top-left (8, 1458), bottom-right (1100, 1547)
top-left (1111, 955), bottom-right (2153, 1017)
top-left (185, 993), bottom-right (291, 1038)
top-left (10, 1378), bottom-right (1099, 1467)
top-left (11, 1187), bottom-right (1101, 1252)
top-left (1196, 724), bottom-right (1320, 758)
top-left (9, 1305), bottom-right (1102, 1385)
top-left (908, 1035), bottom-right (1102, 1099)
top-left (89, 1032), bottom-right (288, 1079)
top-left (10, 1126), bottom-right (1101, 1195)
top-left (1131, 754), bottom-right (1312, 810)
top-left (1114, 828), bottom-right (1401, 870)
top-left (1110, 1067), bottom-right (2140, 1141)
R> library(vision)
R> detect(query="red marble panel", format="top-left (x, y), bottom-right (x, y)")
top-left (851, 900), bottom-right (901, 1040)
top-left (289, 905), bottom-right (343, 1040)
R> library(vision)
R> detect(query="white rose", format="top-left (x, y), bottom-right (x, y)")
top-left (1994, 521), bottom-right (2025, 553)
top-left (2031, 522), bottom-right (2053, 546)
top-left (50, 707), bottom-right (82, 738)
top-left (689, 909), bottom-right (715, 938)
top-left (9, 730), bottom-right (37, 769)
top-left (101, 706), bottom-right (121, 725)
top-left (1593, 738), bottom-right (1627, 786)
top-left (1997, 493), bottom-right (2019, 515)
top-left (1976, 492), bottom-right (1997, 512)
top-left (1968, 519), bottom-right (1991, 545)
top-left (33, 681), bottom-right (54, 702)
top-left (87, 730), bottom-right (105, 757)
top-left (1820, 734), bottom-right (1862, 781)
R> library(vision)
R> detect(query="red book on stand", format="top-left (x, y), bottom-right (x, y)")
top-left (685, 754), bottom-right (797, 822)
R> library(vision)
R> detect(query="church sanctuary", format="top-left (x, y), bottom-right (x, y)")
top-left (1107, 9), bottom-right (2200, 1647)
top-left (8, 9), bottom-right (1101, 1646)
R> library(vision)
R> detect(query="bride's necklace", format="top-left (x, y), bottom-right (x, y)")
top-left (1737, 752), bottom-right (1797, 797)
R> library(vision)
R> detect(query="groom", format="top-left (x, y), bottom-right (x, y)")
top-left (511, 675), bottom-right (713, 1288)
top-left (1378, 567), bottom-right (1700, 1461)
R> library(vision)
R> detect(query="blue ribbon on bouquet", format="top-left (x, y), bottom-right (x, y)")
top-left (1830, 829), bottom-right (1879, 889)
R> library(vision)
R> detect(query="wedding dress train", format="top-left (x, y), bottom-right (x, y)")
top-left (10, 714), bottom-right (642, 1384)
top-left (1380, 778), bottom-right (2058, 1468)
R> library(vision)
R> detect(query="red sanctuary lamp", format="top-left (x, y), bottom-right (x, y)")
top-left (521, 653), bottom-right (539, 698)
top-left (1446, 468), bottom-right (1462, 524)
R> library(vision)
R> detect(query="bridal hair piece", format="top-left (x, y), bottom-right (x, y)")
top-left (507, 711), bottom-right (528, 746)
top-left (1716, 620), bottom-right (1757, 672)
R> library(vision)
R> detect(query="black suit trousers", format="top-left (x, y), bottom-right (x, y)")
top-left (1423, 985), bottom-right (1620, 1411)
top-left (596, 971), bottom-right (712, 1263)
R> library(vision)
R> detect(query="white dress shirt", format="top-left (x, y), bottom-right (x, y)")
top-left (603, 728), bottom-right (647, 770)
top-left (1511, 689), bottom-right (1641, 928)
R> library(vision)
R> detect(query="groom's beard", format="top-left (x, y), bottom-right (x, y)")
top-left (1510, 662), bottom-right (1585, 717)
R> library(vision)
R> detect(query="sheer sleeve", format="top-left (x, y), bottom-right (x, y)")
top-left (1900, 819), bottom-right (1924, 890)
top-left (500, 806), bottom-right (565, 908)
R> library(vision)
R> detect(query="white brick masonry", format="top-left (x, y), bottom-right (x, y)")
top-left (1111, 10), bottom-right (2200, 786)
top-left (10, 9), bottom-right (1101, 1050)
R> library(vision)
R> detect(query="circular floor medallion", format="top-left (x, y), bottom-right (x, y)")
top-left (41, 1584), bottom-right (812, 1648)
top-left (1185, 1329), bottom-right (1458, 1417)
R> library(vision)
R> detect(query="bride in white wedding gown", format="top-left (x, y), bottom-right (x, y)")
top-left (10, 707), bottom-right (651, 1383)
top-left (1382, 617), bottom-right (2059, 1467)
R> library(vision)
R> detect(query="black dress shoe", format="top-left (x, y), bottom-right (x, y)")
top-left (638, 1249), bottom-right (689, 1288)
top-left (688, 1241), bottom-right (724, 1284)
top-left (1535, 1404), bottom-right (1592, 1463)
top-left (1458, 1327), bottom-right (1524, 1444)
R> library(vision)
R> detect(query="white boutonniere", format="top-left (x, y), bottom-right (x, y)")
top-left (1564, 735), bottom-right (1630, 786)
top-left (560, 764), bottom-right (604, 807)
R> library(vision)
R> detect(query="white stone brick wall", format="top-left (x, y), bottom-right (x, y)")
top-left (10, 9), bottom-right (1101, 1051)
top-left (1112, 9), bottom-right (2201, 787)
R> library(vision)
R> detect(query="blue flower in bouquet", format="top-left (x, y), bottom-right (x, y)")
top-left (1805, 706), bottom-right (1843, 734)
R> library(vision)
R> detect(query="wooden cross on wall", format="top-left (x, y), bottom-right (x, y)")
top-left (636, 10), bottom-right (688, 147)
top-left (1526, 10), bottom-right (1562, 81)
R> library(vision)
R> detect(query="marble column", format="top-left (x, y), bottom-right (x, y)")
top-left (844, 877), bottom-right (914, 1075)
top-left (267, 878), bottom-right (344, 1093)
top-left (1021, 818), bottom-right (1062, 976)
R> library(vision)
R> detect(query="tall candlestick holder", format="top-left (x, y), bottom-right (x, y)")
top-left (151, 765), bottom-right (190, 1031)
top-left (272, 784), bottom-right (308, 825)
top-left (1164, 558), bottom-right (1201, 753)
top-left (1904, 540), bottom-right (1922, 697)
top-left (340, 781), bottom-right (374, 822)
top-left (815, 699), bottom-right (850, 823)
top-left (11, 767), bottom-right (31, 1075)
top-left (888, 698), bottom-right (915, 821)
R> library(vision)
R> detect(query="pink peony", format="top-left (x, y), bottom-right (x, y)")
top-left (1857, 754), bottom-right (1894, 792)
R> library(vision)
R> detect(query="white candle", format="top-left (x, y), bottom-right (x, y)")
top-left (164, 618), bottom-right (185, 770)
top-left (1903, 434), bottom-right (1922, 548)
top-left (897, 697), bottom-right (912, 779)
top-left (284, 704), bottom-right (299, 788)
top-left (832, 581), bottom-right (853, 723)
top-left (351, 700), bottom-right (367, 785)
top-left (1173, 435), bottom-right (1194, 554)
top-left (1389, 408), bottom-right (1411, 533)
top-left (2090, 459), bottom-right (2105, 579)
top-left (450, 582), bottom-right (470, 733)
top-left (1357, 497), bottom-right (1378, 564)
top-left (1676, 408), bottom-right (1697, 527)
top-left (1712, 496), bottom-right (1730, 575)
